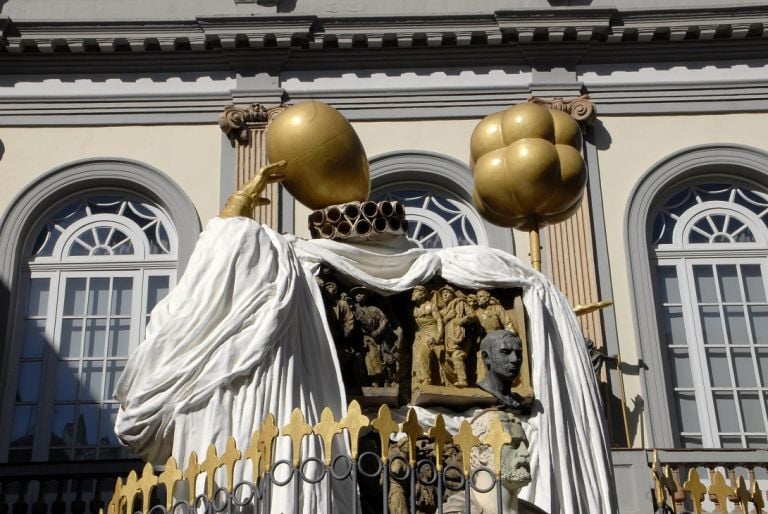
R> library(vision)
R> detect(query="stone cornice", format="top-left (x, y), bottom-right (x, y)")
top-left (1, 6), bottom-right (767, 53)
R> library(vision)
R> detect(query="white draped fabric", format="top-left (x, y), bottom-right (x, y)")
top-left (115, 217), bottom-right (616, 514)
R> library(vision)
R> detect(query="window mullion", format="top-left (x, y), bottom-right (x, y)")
top-left (680, 260), bottom-right (720, 447)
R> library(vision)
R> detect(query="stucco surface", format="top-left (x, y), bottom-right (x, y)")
top-left (597, 113), bottom-right (768, 443)
top-left (0, 125), bottom-right (221, 224)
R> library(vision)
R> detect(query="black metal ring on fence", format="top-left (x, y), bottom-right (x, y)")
top-left (270, 460), bottom-right (296, 487)
top-left (415, 459), bottom-right (438, 486)
top-left (171, 499), bottom-right (191, 514)
top-left (148, 505), bottom-right (168, 514)
top-left (330, 454), bottom-right (354, 480)
top-left (299, 457), bottom-right (327, 484)
top-left (469, 467), bottom-right (497, 494)
top-left (443, 464), bottom-right (466, 491)
top-left (211, 486), bottom-right (231, 511)
top-left (388, 455), bottom-right (411, 481)
top-left (232, 480), bottom-right (259, 506)
top-left (193, 494), bottom-right (213, 514)
top-left (357, 451), bottom-right (383, 478)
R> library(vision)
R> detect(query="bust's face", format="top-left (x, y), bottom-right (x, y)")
top-left (487, 335), bottom-right (522, 382)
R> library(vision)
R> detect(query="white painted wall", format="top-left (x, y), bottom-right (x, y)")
top-left (0, 125), bottom-right (222, 224)
top-left (597, 112), bottom-right (768, 445)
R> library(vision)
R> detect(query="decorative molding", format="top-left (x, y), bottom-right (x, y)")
top-left (529, 94), bottom-right (597, 125)
top-left (218, 103), bottom-right (286, 227)
top-left (624, 144), bottom-right (768, 448)
top-left (218, 102), bottom-right (285, 146)
top-left (1, 7), bottom-right (768, 54)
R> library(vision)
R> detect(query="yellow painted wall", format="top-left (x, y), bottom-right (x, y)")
top-left (597, 113), bottom-right (768, 446)
top-left (0, 125), bottom-right (222, 225)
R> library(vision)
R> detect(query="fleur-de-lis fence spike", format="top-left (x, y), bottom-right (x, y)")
top-left (481, 418), bottom-right (512, 479)
top-left (752, 479), bottom-right (765, 513)
top-left (683, 467), bottom-right (706, 514)
top-left (428, 415), bottom-right (452, 473)
top-left (372, 404), bottom-right (399, 464)
top-left (158, 457), bottom-right (182, 511)
top-left (401, 408), bottom-right (423, 468)
top-left (260, 414), bottom-right (280, 473)
top-left (453, 421), bottom-right (481, 478)
top-left (184, 451), bottom-right (202, 504)
top-left (735, 475), bottom-right (751, 513)
top-left (107, 477), bottom-right (123, 514)
top-left (340, 400), bottom-right (370, 459)
top-left (283, 409), bottom-right (313, 468)
top-left (709, 470), bottom-right (735, 514)
top-left (221, 437), bottom-right (242, 492)
top-left (122, 470), bottom-right (139, 514)
top-left (245, 431), bottom-right (263, 479)
top-left (314, 408), bottom-right (342, 467)
top-left (137, 463), bottom-right (158, 514)
top-left (201, 444), bottom-right (222, 499)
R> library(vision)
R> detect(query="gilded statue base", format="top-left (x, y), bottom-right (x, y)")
top-left (411, 385), bottom-right (497, 409)
top-left (351, 386), bottom-right (400, 407)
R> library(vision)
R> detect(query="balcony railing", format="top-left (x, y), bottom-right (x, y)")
top-left (0, 460), bottom-right (144, 514)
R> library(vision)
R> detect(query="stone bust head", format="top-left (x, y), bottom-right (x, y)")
top-left (477, 330), bottom-right (524, 409)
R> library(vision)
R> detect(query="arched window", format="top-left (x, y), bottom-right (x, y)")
top-left (627, 145), bottom-right (768, 448)
top-left (369, 151), bottom-right (514, 252)
top-left (0, 159), bottom-right (199, 463)
top-left (652, 183), bottom-right (768, 449)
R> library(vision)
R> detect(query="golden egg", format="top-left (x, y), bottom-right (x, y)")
top-left (500, 103), bottom-right (555, 145)
top-left (266, 101), bottom-right (370, 209)
top-left (551, 109), bottom-right (583, 148)
top-left (470, 111), bottom-right (506, 163)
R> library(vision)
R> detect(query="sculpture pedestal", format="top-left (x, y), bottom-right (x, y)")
top-left (411, 385), bottom-right (497, 409)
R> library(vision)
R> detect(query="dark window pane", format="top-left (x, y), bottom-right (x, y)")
top-left (63, 278), bottom-right (86, 316)
top-left (16, 362), bottom-right (41, 402)
top-left (10, 405), bottom-right (36, 447)
top-left (656, 266), bottom-right (681, 304)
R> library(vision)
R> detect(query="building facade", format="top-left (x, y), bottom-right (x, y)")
top-left (2, 1), bottom-right (768, 512)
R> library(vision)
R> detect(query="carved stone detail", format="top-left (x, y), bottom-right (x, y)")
top-left (218, 103), bottom-right (286, 146)
top-left (528, 94), bottom-right (597, 125)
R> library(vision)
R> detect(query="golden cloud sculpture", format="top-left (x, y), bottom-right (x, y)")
top-left (266, 101), bottom-right (370, 210)
top-left (470, 103), bottom-right (586, 232)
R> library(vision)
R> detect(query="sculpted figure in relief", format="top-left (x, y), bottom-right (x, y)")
top-left (411, 285), bottom-right (444, 387)
top-left (350, 286), bottom-right (402, 387)
top-left (475, 290), bottom-right (516, 334)
top-left (438, 285), bottom-right (477, 387)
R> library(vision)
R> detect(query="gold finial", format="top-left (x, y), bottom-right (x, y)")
top-left (137, 463), bottom-right (158, 514)
top-left (184, 451), bottom-right (202, 504)
top-left (340, 400), bottom-right (370, 460)
top-left (683, 467), bottom-right (706, 514)
top-left (260, 414), bottom-right (279, 473)
top-left (314, 408), bottom-right (342, 467)
top-left (753, 479), bottom-right (765, 512)
top-left (651, 450), bottom-right (665, 508)
top-left (158, 457), bottom-right (182, 511)
top-left (245, 431), bottom-right (263, 479)
top-left (107, 477), bottom-right (123, 514)
top-left (401, 408), bottom-right (423, 468)
top-left (453, 421), bottom-right (481, 478)
top-left (709, 470), bottom-right (734, 513)
top-left (221, 437), bottom-right (242, 492)
top-left (371, 405), bottom-right (399, 464)
top-left (427, 415), bottom-right (452, 473)
top-left (283, 409), bottom-right (313, 468)
top-left (573, 300), bottom-right (613, 316)
top-left (736, 475), bottom-right (751, 513)
top-left (200, 444), bottom-right (222, 499)
top-left (122, 470), bottom-right (139, 514)
top-left (481, 418), bottom-right (512, 479)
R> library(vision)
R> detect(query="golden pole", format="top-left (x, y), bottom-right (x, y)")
top-left (529, 220), bottom-right (542, 272)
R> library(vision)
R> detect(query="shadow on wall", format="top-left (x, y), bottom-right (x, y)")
top-left (0, 138), bottom-right (5, 162)
top-left (601, 358), bottom-right (647, 448)
top-left (590, 119), bottom-right (612, 152)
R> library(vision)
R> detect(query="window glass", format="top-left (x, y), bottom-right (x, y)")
top-left (7, 194), bottom-right (177, 462)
